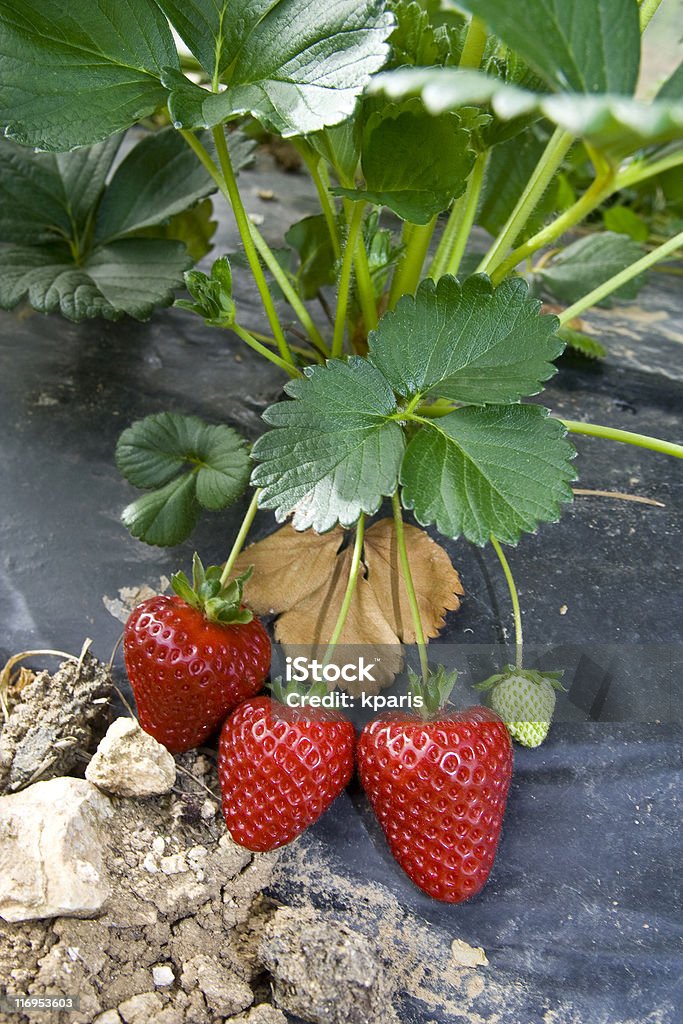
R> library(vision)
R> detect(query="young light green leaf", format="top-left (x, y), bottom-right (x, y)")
top-left (122, 476), bottom-right (201, 548)
top-left (387, 0), bottom-right (463, 69)
top-left (164, 1), bottom-right (394, 137)
top-left (142, 198), bottom-right (217, 262)
top-left (368, 275), bottom-right (562, 404)
top-left (307, 119), bottom-right (362, 184)
top-left (334, 102), bottom-right (474, 223)
top-left (457, 0), bottom-right (640, 95)
top-left (536, 232), bottom-right (647, 305)
top-left (0, 240), bottom-right (191, 322)
top-left (285, 215), bottom-right (337, 300)
top-left (175, 256), bottom-right (236, 326)
top-left (556, 325), bottom-right (607, 360)
top-left (251, 359), bottom-right (405, 532)
top-left (400, 405), bottom-right (576, 546)
top-left (602, 206), bottom-right (649, 243)
top-left (0, 0), bottom-right (177, 150)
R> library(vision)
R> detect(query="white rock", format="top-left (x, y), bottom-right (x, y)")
top-left (86, 718), bottom-right (176, 798)
top-left (451, 938), bottom-right (489, 968)
top-left (200, 798), bottom-right (217, 820)
top-left (0, 777), bottom-right (113, 922)
top-left (152, 964), bottom-right (175, 987)
top-left (160, 853), bottom-right (188, 875)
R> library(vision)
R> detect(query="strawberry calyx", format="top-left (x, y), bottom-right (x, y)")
top-left (171, 552), bottom-right (254, 625)
top-left (408, 665), bottom-right (459, 720)
top-left (474, 666), bottom-right (566, 693)
top-left (269, 676), bottom-right (330, 707)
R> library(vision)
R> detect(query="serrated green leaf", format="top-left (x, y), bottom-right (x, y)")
top-left (368, 275), bottom-right (562, 404)
top-left (370, 68), bottom-right (683, 158)
top-left (334, 101), bottom-right (474, 223)
top-left (602, 206), bottom-right (649, 242)
top-left (387, 0), bottom-right (462, 69)
top-left (556, 326), bottom-right (607, 360)
top-left (537, 232), bottom-right (646, 305)
top-left (0, 240), bottom-right (191, 322)
top-left (122, 476), bottom-right (201, 548)
top-left (307, 119), bottom-right (362, 185)
top-left (0, 0), bottom-right (177, 151)
top-left (251, 358), bottom-right (405, 532)
top-left (163, 1), bottom-right (394, 137)
top-left (285, 215), bottom-right (337, 300)
top-left (457, 0), bottom-right (640, 96)
top-left (400, 405), bottom-right (576, 546)
top-left (142, 198), bottom-right (217, 262)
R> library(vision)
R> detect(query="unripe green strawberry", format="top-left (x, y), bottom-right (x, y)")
top-left (475, 667), bottom-right (565, 748)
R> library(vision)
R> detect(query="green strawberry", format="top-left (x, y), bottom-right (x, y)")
top-left (475, 667), bottom-right (565, 748)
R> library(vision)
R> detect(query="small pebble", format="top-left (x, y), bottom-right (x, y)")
top-left (152, 964), bottom-right (175, 987)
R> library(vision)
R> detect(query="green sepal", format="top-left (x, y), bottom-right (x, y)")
top-left (171, 553), bottom-right (254, 624)
top-left (269, 676), bottom-right (330, 706)
top-left (408, 665), bottom-right (458, 719)
top-left (474, 665), bottom-right (566, 692)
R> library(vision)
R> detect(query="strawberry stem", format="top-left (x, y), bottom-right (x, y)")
top-left (490, 536), bottom-right (523, 672)
top-left (392, 491), bottom-right (429, 681)
top-left (220, 489), bottom-right (261, 587)
top-left (324, 514), bottom-right (366, 662)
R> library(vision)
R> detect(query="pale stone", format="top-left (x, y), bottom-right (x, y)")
top-left (93, 1012), bottom-right (123, 1024)
top-left (0, 777), bottom-right (113, 922)
top-left (451, 938), bottom-right (489, 968)
top-left (118, 992), bottom-right (164, 1024)
top-left (160, 853), bottom-right (188, 875)
top-left (86, 718), bottom-right (176, 798)
top-left (180, 954), bottom-right (253, 1016)
top-left (152, 964), bottom-right (175, 987)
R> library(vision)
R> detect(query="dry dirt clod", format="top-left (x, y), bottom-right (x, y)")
top-left (86, 717), bottom-right (176, 797)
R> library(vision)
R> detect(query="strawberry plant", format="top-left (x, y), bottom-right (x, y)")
top-left (1, 0), bottom-right (682, 731)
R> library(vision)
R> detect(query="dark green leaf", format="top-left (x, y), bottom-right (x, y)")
top-left (334, 101), bottom-right (474, 223)
top-left (251, 358), bottom-right (405, 532)
top-left (122, 476), bottom-right (201, 548)
top-left (95, 128), bottom-right (215, 243)
top-left (457, 0), bottom-right (640, 95)
top-left (368, 275), bottom-right (562, 404)
top-left (656, 62), bottom-right (683, 102)
top-left (0, 0), bottom-right (177, 150)
top-left (400, 405), bottom-right (576, 545)
top-left (537, 232), bottom-right (646, 305)
top-left (163, 1), bottom-right (394, 137)
top-left (285, 215), bottom-right (337, 299)
top-left (557, 325), bottom-right (607, 359)
top-left (0, 240), bottom-right (191, 321)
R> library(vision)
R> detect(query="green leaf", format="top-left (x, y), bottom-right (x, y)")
top-left (0, 240), bottom-right (192, 322)
top-left (656, 62), bottom-right (683, 102)
top-left (163, 1), bottom-right (394, 137)
top-left (0, 0), bottom-right (177, 150)
top-left (251, 358), bottom-right (405, 532)
top-left (334, 101), bottom-right (474, 223)
top-left (400, 405), bottom-right (576, 546)
top-left (536, 232), bottom-right (646, 305)
top-left (602, 206), bottom-right (649, 242)
top-left (370, 68), bottom-right (683, 158)
top-left (142, 198), bottom-right (217, 262)
top-left (387, 0), bottom-right (463, 69)
top-left (94, 128), bottom-right (215, 243)
top-left (285, 215), bottom-right (337, 300)
top-left (457, 0), bottom-right (640, 95)
top-left (122, 476), bottom-right (201, 548)
top-left (556, 325), bottom-right (607, 360)
top-left (176, 256), bottom-right (236, 326)
top-left (307, 119), bottom-right (362, 185)
top-left (368, 275), bottom-right (563, 404)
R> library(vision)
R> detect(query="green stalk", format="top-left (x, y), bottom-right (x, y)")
top-left (220, 489), bottom-right (262, 587)
top-left (325, 515), bottom-right (366, 657)
top-left (296, 143), bottom-right (342, 260)
top-left (459, 15), bottom-right (487, 68)
top-left (639, 0), bottom-right (664, 30)
top-left (615, 149), bottom-right (683, 191)
top-left (332, 202), bottom-right (365, 358)
top-left (388, 217), bottom-right (438, 308)
top-left (392, 492), bottom-right (429, 681)
top-left (490, 536), bottom-right (523, 672)
top-left (231, 322), bottom-right (303, 378)
top-left (249, 329), bottom-right (323, 363)
top-left (562, 420), bottom-right (683, 459)
top-left (353, 229), bottom-right (379, 333)
top-left (444, 152), bottom-right (488, 277)
top-left (558, 230), bottom-right (683, 324)
top-left (478, 127), bottom-right (575, 277)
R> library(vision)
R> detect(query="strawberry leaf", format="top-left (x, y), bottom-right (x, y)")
top-left (400, 405), bottom-right (576, 545)
top-left (117, 413), bottom-right (251, 546)
top-left (285, 215), bottom-right (337, 300)
top-left (251, 359), bottom-right (405, 532)
top-left (536, 233), bottom-right (647, 306)
top-left (368, 275), bottom-right (563, 404)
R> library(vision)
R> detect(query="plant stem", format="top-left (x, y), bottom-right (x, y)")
top-left (296, 143), bottom-right (342, 260)
top-left (615, 149), bottom-right (683, 191)
top-left (459, 15), bottom-right (487, 68)
top-left (231, 323), bottom-right (303, 378)
top-left (478, 127), bottom-right (575, 277)
top-left (490, 536), bottom-right (523, 671)
top-left (249, 329), bottom-right (323, 362)
top-left (558, 230), bottom-right (683, 324)
top-left (562, 420), bottom-right (683, 459)
top-left (325, 515), bottom-right (366, 655)
top-left (220, 489), bottom-right (262, 587)
top-left (392, 492), bottom-right (429, 681)
top-left (388, 217), bottom-right (438, 307)
top-left (353, 228), bottom-right (379, 334)
top-left (332, 202), bottom-right (365, 358)
top-left (249, 223), bottom-right (329, 355)
top-left (639, 0), bottom-right (664, 30)
top-left (445, 152), bottom-right (488, 277)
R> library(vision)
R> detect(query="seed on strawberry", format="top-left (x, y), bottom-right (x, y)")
top-left (475, 666), bottom-right (565, 748)
top-left (124, 554), bottom-right (270, 753)
top-left (218, 680), bottom-right (355, 852)
top-left (357, 667), bottom-right (513, 904)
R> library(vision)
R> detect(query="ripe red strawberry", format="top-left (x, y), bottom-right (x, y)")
top-left (357, 668), bottom-right (513, 903)
top-left (124, 555), bottom-right (270, 753)
top-left (218, 681), bottom-right (355, 851)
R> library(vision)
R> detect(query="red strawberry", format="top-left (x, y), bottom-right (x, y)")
top-left (357, 668), bottom-right (512, 903)
top-left (124, 555), bottom-right (270, 753)
top-left (218, 681), bottom-right (355, 851)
